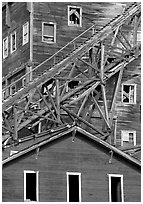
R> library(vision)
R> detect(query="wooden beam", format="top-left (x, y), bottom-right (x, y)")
top-left (13, 105), bottom-right (18, 141)
top-left (133, 15), bottom-right (138, 48)
top-left (119, 30), bottom-right (132, 48)
top-left (109, 67), bottom-right (124, 124)
top-left (78, 57), bottom-right (100, 73)
top-left (116, 34), bottom-right (129, 50)
top-left (37, 88), bottom-right (57, 121)
top-left (111, 26), bottom-right (120, 46)
top-left (61, 105), bottom-right (107, 137)
top-left (60, 63), bottom-right (76, 98)
top-left (92, 94), bottom-right (110, 129)
top-left (2, 112), bottom-right (13, 133)
top-left (56, 79), bottom-right (61, 123)
top-left (77, 94), bottom-right (89, 116)
top-left (17, 88), bottom-right (36, 126)
top-left (100, 43), bottom-right (109, 124)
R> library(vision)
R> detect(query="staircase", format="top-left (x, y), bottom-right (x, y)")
top-left (2, 3), bottom-right (141, 145)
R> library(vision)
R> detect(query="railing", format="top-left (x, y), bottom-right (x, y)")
top-left (2, 25), bottom-right (95, 101)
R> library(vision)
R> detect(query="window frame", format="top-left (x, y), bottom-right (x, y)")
top-left (42, 22), bottom-right (56, 43)
top-left (66, 172), bottom-right (81, 202)
top-left (108, 174), bottom-right (124, 202)
top-left (121, 83), bottom-right (137, 104)
top-left (23, 22), bottom-right (29, 45)
top-left (3, 36), bottom-right (8, 59)
top-left (68, 5), bottom-right (82, 27)
top-left (10, 31), bottom-right (17, 53)
top-left (121, 130), bottom-right (136, 146)
top-left (24, 170), bottom-right (39, 202)
top-left (10, 84), bottom-right (16, 96)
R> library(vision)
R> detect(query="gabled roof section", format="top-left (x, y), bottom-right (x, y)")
top-left (2, 125), bottom-right (141, 169)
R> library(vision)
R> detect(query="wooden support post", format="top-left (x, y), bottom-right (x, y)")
top-left (133, 15), bottom-right (138, 48)
top-left (109, 67), bottom-right (124, 125)
top-left (18, 89), bottom-right (36, 126)
top-left (56, 79), bottom-right (61, 123)
top-left (92, 94), bottom-right (110, 129)
top-left (37, 88), bottom-right (57, 121)
top-left (111, 26), bottom-right (120, 46)
top-left (60, 63), bottom-right (76, 98)
top-left (13, 105), bottom-right (18, 141)
top-left (77, 94), bottom-right (89, 116)
top-left (100, 43), bottom-right (109, 124)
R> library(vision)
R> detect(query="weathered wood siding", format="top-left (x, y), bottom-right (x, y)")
top-left (32, 2), bottom-right (125, 73)
top-left (2, 132), bottom-right (141, 202)
top-left (115, 56), bottom-right (141, 146)
top-left (2, 2), bottom-right (30, 77)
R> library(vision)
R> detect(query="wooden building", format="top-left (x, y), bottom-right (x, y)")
top-left (2, 2), bottom-right (141, 202)
top-left (2, 125), bottom-right (141, 202)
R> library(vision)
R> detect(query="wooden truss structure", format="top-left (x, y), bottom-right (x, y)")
top-left (2, 3), bottom-right (141, 153)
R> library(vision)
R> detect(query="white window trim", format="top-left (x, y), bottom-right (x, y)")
top-left (23, 22), bottom-right (29, 45)
top-left (108, 174), bottom-right (124, 202)
top-left (122, 83), bottom-right (137, 104)
top-left (11, 31), bottom-right (17, 53)
top-left (24, 170), bottom-right (39, 202)
top-left (66, 172), bottom-right (81, 202)
top-left (121, 130), bottom-right (136, 146)
top-left (42, 22), bottom-right (56, 43)
top-left (68, 5), bottom-right (82, 27)
top-left (3, 36), bottom-right (8, 59)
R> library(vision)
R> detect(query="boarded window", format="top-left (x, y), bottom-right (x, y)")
top-left (42, 22), bottom-right (56, 43)
top-left (11, 31), bottom-right (16, 53)
top-left (3, 36), bottom-right (8, 59)
top-left (23, 22), bottom-right (29, 45)
top-left (67, 172), bottom-right (81, 202)
top-left (108, 174), bottom-right (124, 202)
top-left (121, 130), bottom-right (136, 147)
top-left (68, 6), bottom-right (82, 27)
top-left (24, 171), bottom-right (39, 202)
top-left (122, 84), bottom-right (136, 104)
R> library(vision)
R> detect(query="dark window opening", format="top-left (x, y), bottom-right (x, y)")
top-left (69, 7), bottom-right (81, 26)
top-left (68, 80), bottom-right (79, 89)
top-left (111, 177), bottom-right (122, 202)
top-left (68, 175), bottom-right (79, 202)
top-left (26, 173), bottom-right (37, 201)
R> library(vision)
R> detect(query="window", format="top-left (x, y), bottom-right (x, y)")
top-left (11, 31), bottom-right (16, 53)
top-left (42, 22), bottom-right (56, 43)
top-left (68, 6), bottom-right (82, 27)
top-left (122, 84), bottom-right (136, 104)
top-left (108, 174), bottom-right (124, 202)
top-left (10, 84), bottom-right (16, 95)
top-left (66, 172), bottom-right (81, 202)
top-left (22, 77), bottom-right (26, 87)
top-left (24, 170), bottom-right (39, 202)
top-left (3, 36), bottom-right (8, 59)
top-left (121, 130), bottom-right (136, 147)
top-left (23, 22), bottom-right (29, 45)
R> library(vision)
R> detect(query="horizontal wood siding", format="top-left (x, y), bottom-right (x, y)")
top-left (2, 132), bottom-right (141, 202)
top-left (32, 2), bottom-right (125, 76)
top-left (2, 2), bottom-right (30, 77)
top-left (115, 56), bottom-right (141, 146)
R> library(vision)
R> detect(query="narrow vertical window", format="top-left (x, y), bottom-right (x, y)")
top-left (3, 36), bottom-right (8, 59)
top-left (10, 84), bottom-right (16, 95)
top-left (68, 6), bottom-right (82, 27)
top-left (121, 130), bottom-right (136, 147)
top-left (108, 174), bottom-right (124, 202)
top-left (24, 170), bottom-right (39, 202)
top-left (122, 84), bottom-right (136, 104)
top-left (42, 22), bottom-right (56, 43)
top-left (11, 31), bottom-right (16, 53)
top-left (67, 172), bottom-right (81, 202)
top-left (23, 22), bottom-right (29, 45)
